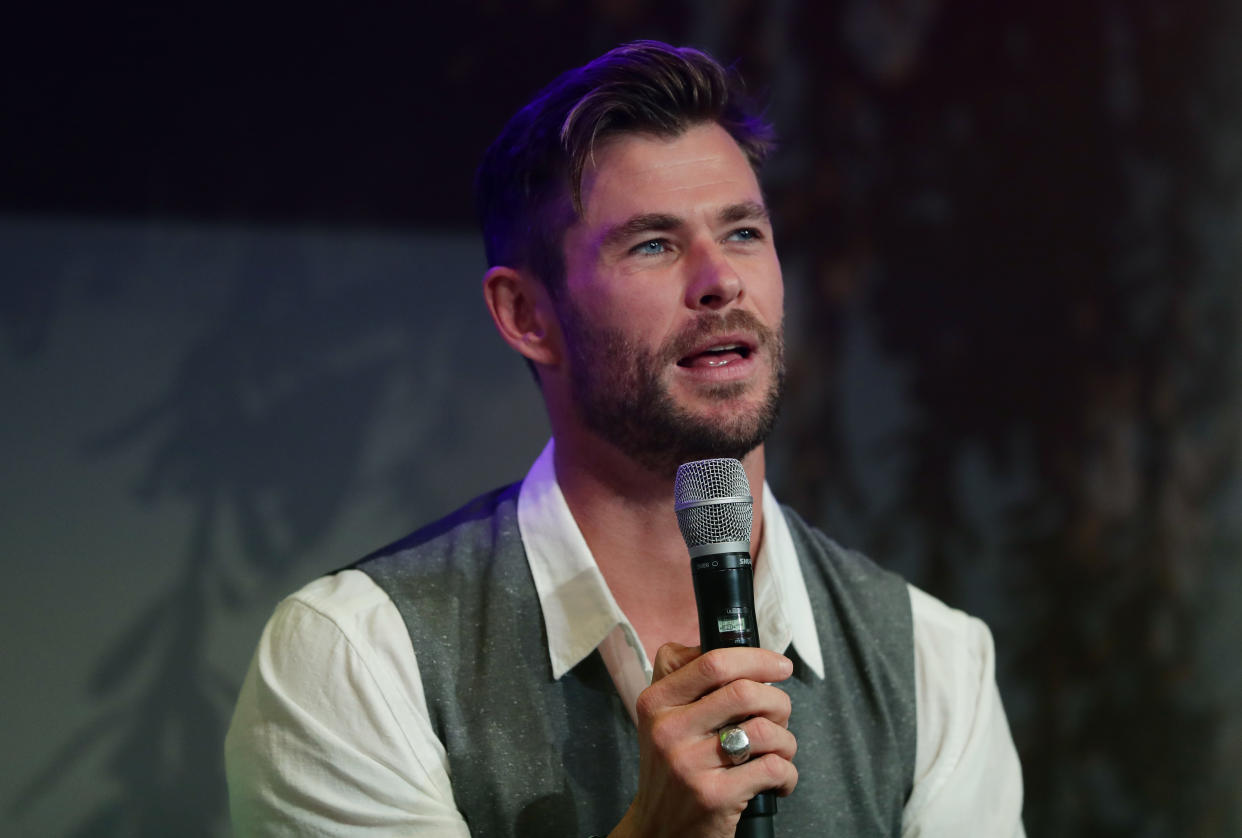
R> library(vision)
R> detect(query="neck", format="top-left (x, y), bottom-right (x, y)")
top-left (552, 428), bottom-right (767, 659)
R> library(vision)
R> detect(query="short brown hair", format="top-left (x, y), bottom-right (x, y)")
top-left (475, 40), bottom-right (775, 296)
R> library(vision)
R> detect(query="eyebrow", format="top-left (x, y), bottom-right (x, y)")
top-left (718, 201), bottom-right (770, 225)
top-left (599, 201), bottom-right (771, 252)
top-left (599, 213), bottom-right (681, 252)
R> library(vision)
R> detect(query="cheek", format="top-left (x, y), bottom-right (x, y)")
top-left (754, 258), bottom-right (785, 319)
top-left (595, 276), bottom-right (683, 329)
top-left (562, 278), bottom-right (672, 349)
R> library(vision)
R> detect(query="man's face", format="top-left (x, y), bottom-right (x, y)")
top-left (556, 122), bottom-right (785, 477)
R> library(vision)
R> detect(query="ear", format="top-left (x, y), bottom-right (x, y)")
top-left (482, 265), bottom-right (562, 368)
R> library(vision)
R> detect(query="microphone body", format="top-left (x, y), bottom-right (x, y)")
top-left (674, 459), bottom-right (777, 838)
top-left (690, 549), bottom-right (760, 652)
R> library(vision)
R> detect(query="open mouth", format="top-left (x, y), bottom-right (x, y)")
top-left (677, 343), bottom-right (754, 368)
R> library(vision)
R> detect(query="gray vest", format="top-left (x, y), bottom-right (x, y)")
top-left (355, 484), bottom-right (915, 837)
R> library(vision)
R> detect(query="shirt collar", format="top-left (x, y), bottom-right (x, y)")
top-left (517, 439), bottom-right (824, 681)
top-left (754, 484), bottom-right (825, 678)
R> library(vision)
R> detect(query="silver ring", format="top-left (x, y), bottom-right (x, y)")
top-left (718, 724), bottom-right (751, 765)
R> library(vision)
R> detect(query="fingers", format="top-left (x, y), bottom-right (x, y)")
top-left (676, 721), bottom-right (800, 812)
top-left (691, 676), bottom-right (793, 733)
top-left (622, 646), bottom-right (800, 836)
top-left (648, 646), bottom-right (793, 707)
top-left (731, 753), bottom-right (800, 800)
top-left (637, 647), bottom-right (795, 771)
top-left (710, 720), bottom-right (800, 804)
top-left (712, 717), bottom-right (797, 767)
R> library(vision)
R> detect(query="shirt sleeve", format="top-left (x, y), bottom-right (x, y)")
top-left (224, 570), bottom-right (472, 837)
top-left (901, 585), bottom-right (1026, 837)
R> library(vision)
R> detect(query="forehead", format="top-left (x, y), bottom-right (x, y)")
top-left (575, 123), bottom-right (764, 225)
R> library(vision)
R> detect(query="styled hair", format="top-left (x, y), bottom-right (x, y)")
top-left (475, 40), bottom-right (775, 296)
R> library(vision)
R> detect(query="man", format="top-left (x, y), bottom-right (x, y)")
top-left (225, 41), bottom-right (1024, 837)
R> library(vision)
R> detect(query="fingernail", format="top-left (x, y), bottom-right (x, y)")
top-left (780, 655), bottom-right (793, 676)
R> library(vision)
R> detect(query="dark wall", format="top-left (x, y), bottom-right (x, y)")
top-left (2, 3), bottom-right (1238, 836)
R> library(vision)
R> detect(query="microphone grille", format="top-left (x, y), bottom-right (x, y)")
top-left (673, 458), bottom-right (754, 550)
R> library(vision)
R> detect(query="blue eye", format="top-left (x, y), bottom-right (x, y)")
top-left (634, 239), bottom-right (667, 255)
top-left (728, 228), bottom-right (760, 242)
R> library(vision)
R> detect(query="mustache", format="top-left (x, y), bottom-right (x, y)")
top-left (661, 309), bottom-right (780, 363)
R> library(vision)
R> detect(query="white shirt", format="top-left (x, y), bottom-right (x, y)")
top-left (226, 441), bottom-right (1025, 836)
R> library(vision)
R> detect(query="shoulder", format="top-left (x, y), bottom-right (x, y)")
top-left (903, 584), bottom-right (1025, 834)
top-left (243, 569), bottom-right (425, 721)
top-left (340, 483), bottom-right (542, 692)
top-left (780, 504), bottom-right (905, 587)
top-left (275, 569), bottom-right (404, 650)
top-left (351, 482), bottom-right (523, 576)
top-left (779, 506), bottom-right (913, 642)
top-left (225, 574), bottom-right (469, 835)
top-left (906, 584), bottom-right (998, 724)
top-left (907, 584), bottom-right (993, 665)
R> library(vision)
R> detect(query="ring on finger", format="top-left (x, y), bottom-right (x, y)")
top-left (718, 724), bottom-right (751, 765)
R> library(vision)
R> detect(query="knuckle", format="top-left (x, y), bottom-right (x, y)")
top-left (723, 677), bottom-right (757, 707)
top-left (696, 649), bottom-right (730, 683)
top-left (648, 715), bottom-right (680, 753)
top-left (748, 717), bottom-right (776, 749)
top-left (757, 720), bottom-right (797, 760)
top-left (634, 687), bottom-right (660, 721)
top-left (652, 641), bottom-right (680, 671)
top-left (788, 761), bottom-right (800, 791)
top-left (758, 753), bottom-right (789, 785)
top-left (775, 688), bottom-right (792, 720)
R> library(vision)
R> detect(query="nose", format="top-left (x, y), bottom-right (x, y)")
top-left (684, 244), bottom-right (743, 310)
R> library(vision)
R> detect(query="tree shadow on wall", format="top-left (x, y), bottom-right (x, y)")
top-left (6, 242), bottom-right (436, 836)
top-left (2, 8), bottom-right (686, 833)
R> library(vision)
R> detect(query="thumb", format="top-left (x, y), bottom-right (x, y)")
top-left (651, 642), bottom-right (702, 682)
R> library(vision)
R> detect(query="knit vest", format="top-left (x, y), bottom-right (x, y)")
top-left (355, 483), bottom-right (916, 837)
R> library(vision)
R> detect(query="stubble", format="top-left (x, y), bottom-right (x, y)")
top-left (560, 303), bottom-right (785, 478)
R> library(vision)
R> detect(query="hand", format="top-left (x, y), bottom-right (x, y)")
top-left (609, 643), bottom-right (798, 838)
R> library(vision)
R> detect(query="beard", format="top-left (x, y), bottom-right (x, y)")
top-left (558, 302), bottom-right (785, 479)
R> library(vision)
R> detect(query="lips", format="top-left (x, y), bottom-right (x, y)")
top-left (676, 336), bottom-right (757, 369)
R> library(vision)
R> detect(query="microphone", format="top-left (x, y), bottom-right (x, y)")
top-left (674, 458), bottom-right (777, 838)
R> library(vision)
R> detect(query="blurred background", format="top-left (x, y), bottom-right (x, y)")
top-left (2, 2), bottom-right (1238, 836)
